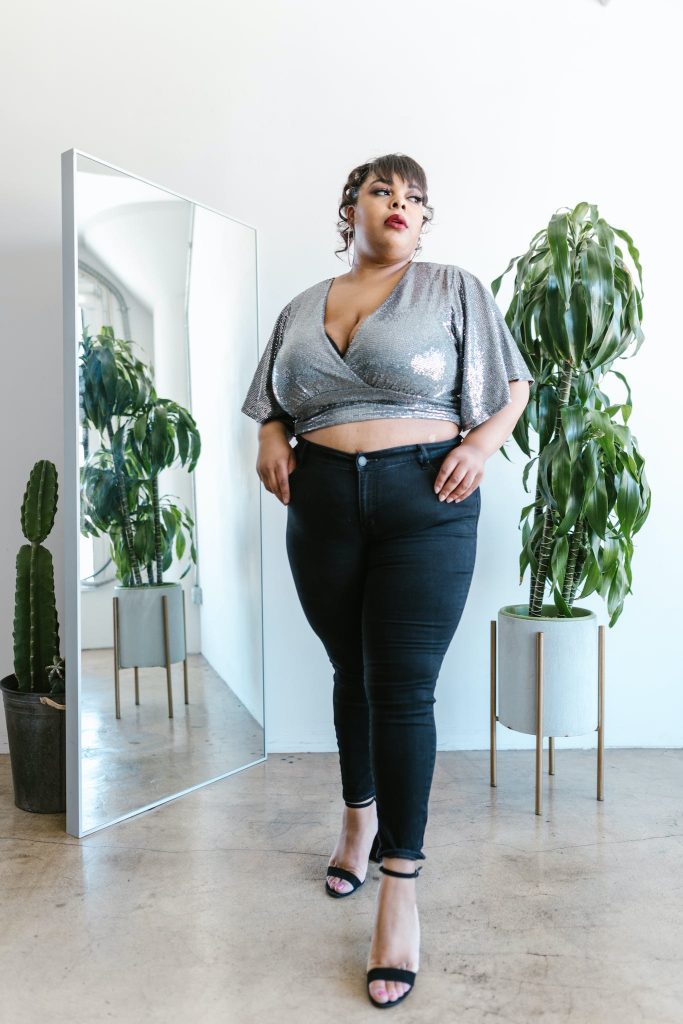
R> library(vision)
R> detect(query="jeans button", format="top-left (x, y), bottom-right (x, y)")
top-left (357, 455), bottom-right (367, 467)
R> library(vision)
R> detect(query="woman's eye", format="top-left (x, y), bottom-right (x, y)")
top-left (373, 188), bottom-right (423, 203)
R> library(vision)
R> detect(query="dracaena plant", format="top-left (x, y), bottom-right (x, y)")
top-left (492, 203), bottom-right (651, 628)
top-left (79, 326), bottom-right (201, 587)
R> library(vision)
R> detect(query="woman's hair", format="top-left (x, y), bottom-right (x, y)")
top-left (335, 153), bottom-right (435, 261)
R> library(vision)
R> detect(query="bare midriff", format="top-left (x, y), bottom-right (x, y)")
top-left (300, 418), bottom-right (460, 454)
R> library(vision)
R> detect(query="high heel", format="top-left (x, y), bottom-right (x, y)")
top-left (369, 831), bottom-right (382, 864)
top-left (325, 830), bottom-right (381, 897)
top-left (325, 796), bottom-right (380, 898)
top-left (366, 863), bottom-right (422, 1009)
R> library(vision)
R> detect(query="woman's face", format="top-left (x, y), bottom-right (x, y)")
top-left (348, 172), bottom-right (424, 263)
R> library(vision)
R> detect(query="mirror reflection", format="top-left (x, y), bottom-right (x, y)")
top-left (72, 153), bottom-right (264, 834)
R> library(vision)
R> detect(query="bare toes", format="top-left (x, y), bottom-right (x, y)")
top-left (369, 977), bottom-right (411, 1002)
top-left (327, 874), bottom-right (350, 894)
top-left (369, 981), bottom-right (388, 1003)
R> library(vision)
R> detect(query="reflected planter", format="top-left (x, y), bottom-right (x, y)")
top-left (114, 582), bottom-right (186, 668)
top-left (0, 673), bottom-right (66, 813)
top-left (497, 604), bottom-right (598, 737)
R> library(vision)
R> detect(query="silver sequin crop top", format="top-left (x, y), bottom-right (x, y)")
top-left (240, 261), bottom-right (534, 437)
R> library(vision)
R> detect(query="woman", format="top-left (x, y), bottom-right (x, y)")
top-left (241, 153), bottom-right (534, 1008)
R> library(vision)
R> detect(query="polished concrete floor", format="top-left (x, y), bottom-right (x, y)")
top-left (1, 748), bottom-right (682, 1023)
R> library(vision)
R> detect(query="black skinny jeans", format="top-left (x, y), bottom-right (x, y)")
top-left (285, 433), bottom-right (481, 862)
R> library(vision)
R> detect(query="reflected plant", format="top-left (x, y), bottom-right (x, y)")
top-left (80, 327), bottom-right (153, 584)
top-left (79, 326), bottom-right (201, 587)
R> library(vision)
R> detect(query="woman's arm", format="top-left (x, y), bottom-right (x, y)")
top-left (256, 420), bottom-right (297, 506)
top-left (460, 379), bottom-right (530, 460)
top-left (433, 380), bottom-right (530, 502)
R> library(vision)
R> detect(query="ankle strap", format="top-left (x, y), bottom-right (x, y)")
top-left (344, 795), bottom-right (376, 808)
top-left (379, 864), bottom-right (422, 878)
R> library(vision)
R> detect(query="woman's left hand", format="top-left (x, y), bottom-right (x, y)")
top-left (433, 441), bottom-right (486, 503)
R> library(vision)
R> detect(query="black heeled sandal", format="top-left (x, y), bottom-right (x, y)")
top-left (366, 863), bottom-right (422, 1009)
top-left (325, 796), bottom-right (382, 899)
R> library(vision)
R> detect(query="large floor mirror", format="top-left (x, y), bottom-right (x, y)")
top-left (61, 149), bottom-right (266, 837)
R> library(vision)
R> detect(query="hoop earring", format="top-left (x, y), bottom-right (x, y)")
top-left (347, 227), bottom-right (354, 267)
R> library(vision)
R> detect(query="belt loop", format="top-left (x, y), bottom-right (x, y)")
top-left (417, 443), bottom-right (429, 466)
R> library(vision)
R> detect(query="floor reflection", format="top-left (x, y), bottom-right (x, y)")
top-left (80, 647), bottom-right (264, 831)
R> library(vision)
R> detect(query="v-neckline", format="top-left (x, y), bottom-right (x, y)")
top-left (321, 262), bottom-right (416, 361)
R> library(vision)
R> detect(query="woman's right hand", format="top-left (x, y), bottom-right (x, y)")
top-left (256, 421), bottom-right (297, 505)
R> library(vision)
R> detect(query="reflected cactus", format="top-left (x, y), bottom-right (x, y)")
top-left (13, 460), bottom-right (63, 694)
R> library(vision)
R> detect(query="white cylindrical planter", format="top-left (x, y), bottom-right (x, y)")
top-left (113, 583), bottom-right (186, 668)
top-left (497, 603), bottom-right (598, 737)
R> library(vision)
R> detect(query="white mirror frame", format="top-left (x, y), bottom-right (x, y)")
top-left (61, 148), bottom-right (268, 837)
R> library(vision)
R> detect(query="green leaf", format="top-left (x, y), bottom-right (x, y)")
top-left (548, 213), bottom-right (572, 305)
top-left (615, 464), bottom-right (640, 538)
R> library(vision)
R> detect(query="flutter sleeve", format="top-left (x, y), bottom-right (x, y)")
top-left (241, 302), bottom-right (295, 436)
top-left (456, 269), bottom-right (534, 432)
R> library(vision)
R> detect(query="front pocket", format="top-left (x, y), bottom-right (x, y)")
top-left (289, 441), bottom-right (306, 476)
top-left (426, 439), bottom-right (461, 473)
top-left (427, 454), bottom-right (449, 475)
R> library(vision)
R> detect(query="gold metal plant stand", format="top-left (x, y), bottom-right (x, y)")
top-left (490, 620), bottom-right (605, 813)
top-left (112, 590), bottom-right (189, 720)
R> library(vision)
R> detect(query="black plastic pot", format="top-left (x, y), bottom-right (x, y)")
top-left (1, 673), bottom-right (66, 813)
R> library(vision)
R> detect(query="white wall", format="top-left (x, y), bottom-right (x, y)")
top-left (187, 206), bottom-right (264, 722)
top-left (0, 0), bottom-right (680, 755)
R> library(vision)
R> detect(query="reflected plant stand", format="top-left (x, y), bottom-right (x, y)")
top-left (112, 586), bottom-right (189, 719)
top-left (489, 618), bottom-right (606, 814)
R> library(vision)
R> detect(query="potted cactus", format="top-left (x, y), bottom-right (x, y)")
top-left (492, 203), bottom-right (650, 742)
top-left (1, 460), bottom-right (66, 813)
